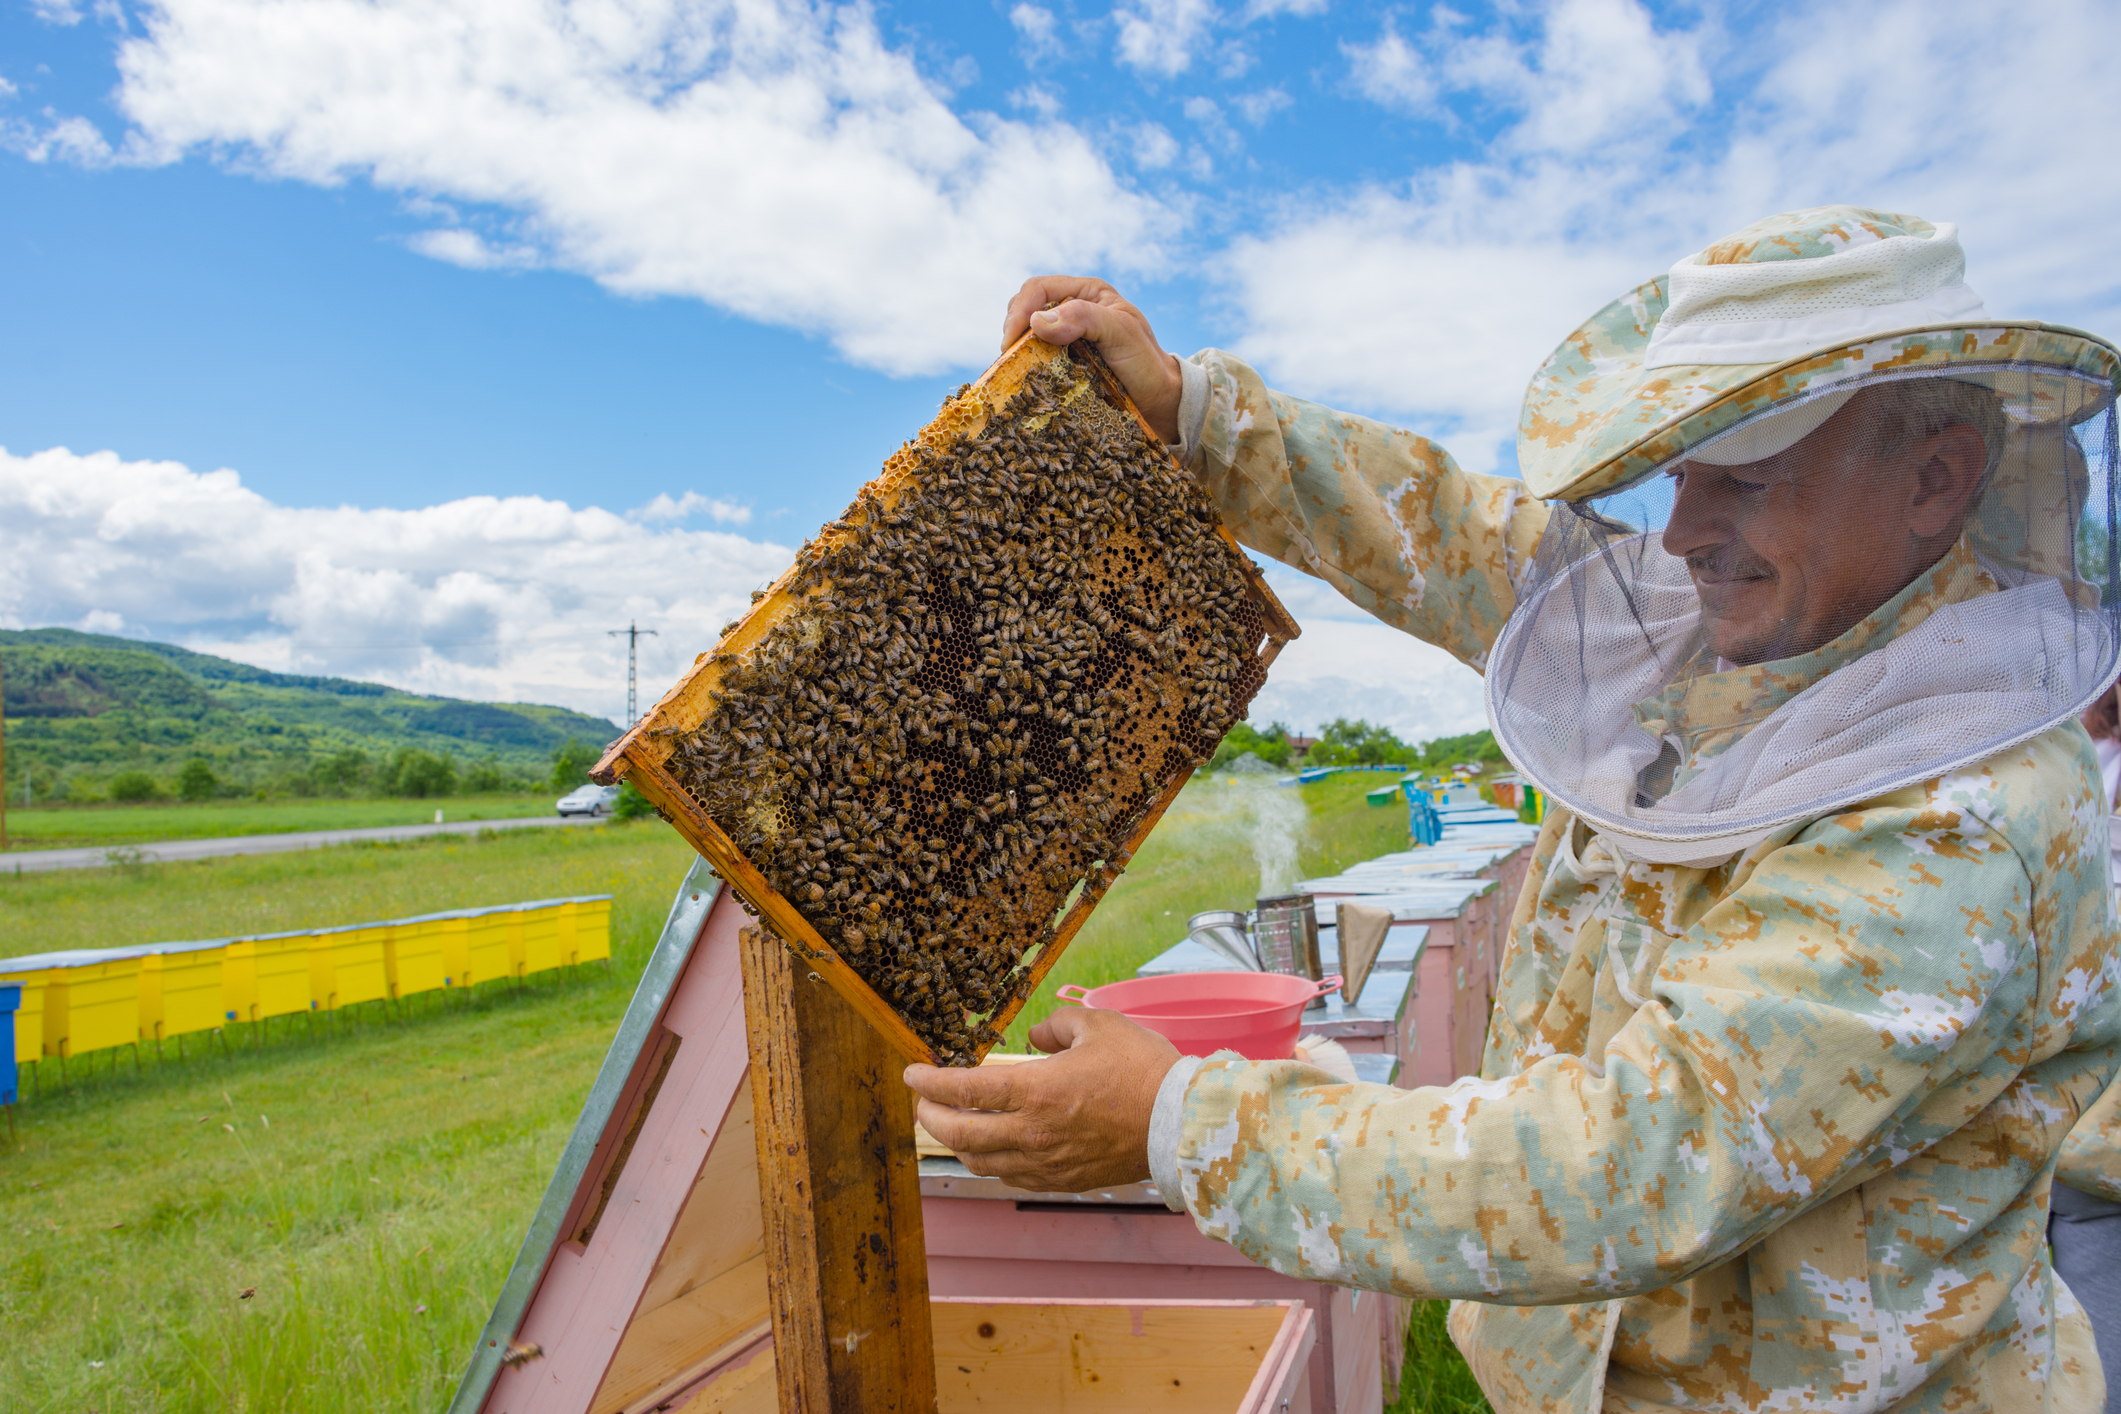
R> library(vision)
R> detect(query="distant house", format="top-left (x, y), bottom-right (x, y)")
top-left (1286, 734), bottom-right (1317, 762)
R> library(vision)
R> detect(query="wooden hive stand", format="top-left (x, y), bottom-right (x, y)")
top-left (449, 862), bottom-right (1316, 1414)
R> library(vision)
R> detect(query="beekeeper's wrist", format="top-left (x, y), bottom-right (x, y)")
top-left (1175, 357), bottom-right (1210, 465)
top-left (1149, 1054), bottom-right (1206, 1211)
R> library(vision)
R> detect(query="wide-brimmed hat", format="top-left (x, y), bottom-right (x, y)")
top-left (1517, 206), bottom-right (2119, 502)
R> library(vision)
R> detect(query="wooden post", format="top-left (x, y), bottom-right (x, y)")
top-left (739, 923), bottom-right (936, 1414)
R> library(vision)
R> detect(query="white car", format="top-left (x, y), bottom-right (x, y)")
top-left (556, 784), bottom-right (620, 817)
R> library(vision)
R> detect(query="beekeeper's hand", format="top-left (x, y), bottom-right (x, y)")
top-left (905, 1006), bottom-right (1178, 1192)
top-left (1002, 277), bottom-right (1183, 446)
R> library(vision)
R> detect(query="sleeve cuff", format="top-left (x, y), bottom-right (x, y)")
top-left (1148, 1053), bottom-right (1206, 1211)
top-left (1175, 356), bottom-right (1210, 464)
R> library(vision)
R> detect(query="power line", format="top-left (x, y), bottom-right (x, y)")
top-left (608, 622), bottom-right (660, 726)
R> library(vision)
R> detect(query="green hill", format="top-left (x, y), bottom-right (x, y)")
top-left (0, 628), bottom-right (619, 800)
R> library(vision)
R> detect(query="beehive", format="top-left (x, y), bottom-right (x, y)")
top-left (594, 335), bottom-right (1298, 1065)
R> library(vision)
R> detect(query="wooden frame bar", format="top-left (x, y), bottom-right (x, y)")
top-left (740, 924), bottom-right (937, 1412)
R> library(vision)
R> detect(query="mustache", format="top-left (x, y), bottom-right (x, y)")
top-left (1684, 545), bottom-right (1774, 580)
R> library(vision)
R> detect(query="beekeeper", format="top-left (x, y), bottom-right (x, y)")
top-left (905, 207), bottom-right (2121, 1411)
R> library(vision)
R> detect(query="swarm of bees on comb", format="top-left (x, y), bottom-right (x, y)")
top-left (663, 352), bottom-right (1275, 1063)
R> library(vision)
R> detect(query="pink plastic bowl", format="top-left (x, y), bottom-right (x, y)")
top-left (1056, 971), bottom-right (1342, 1061)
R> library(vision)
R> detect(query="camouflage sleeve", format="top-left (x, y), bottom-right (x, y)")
top-left (1173, 798), bottom-right (2051, 1303)
top-left (2059, 1068), bottom-right (2121, 1200)
top-left (1184, 348), bottom-right (1550, 671)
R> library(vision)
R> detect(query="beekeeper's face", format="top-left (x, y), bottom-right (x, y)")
top-left (1660, 387), bottom-right (1994, 666)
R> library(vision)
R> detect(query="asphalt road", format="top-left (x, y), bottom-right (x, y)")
top-left (0, 812), bottom-right (607, 875)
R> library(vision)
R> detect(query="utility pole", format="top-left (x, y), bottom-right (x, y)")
top-left (608, 622), bottom-right (659, 726)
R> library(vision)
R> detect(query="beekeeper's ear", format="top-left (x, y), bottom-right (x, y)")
top-left (1907, 423), bottom-right (1990, 539)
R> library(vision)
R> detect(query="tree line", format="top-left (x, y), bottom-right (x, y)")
top-left (1205, 719), bottom-right (1503, 773)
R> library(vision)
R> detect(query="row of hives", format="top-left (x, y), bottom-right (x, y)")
top-left (0, 896), bottom-right (612, 1068)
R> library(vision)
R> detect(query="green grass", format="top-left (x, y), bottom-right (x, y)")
top-left (0, 822), bottom-right (696, 1413)
top-left (0, 817), bottom-right (694, 959)
top-left (0, 793), bottom-right (558, 853)
top-left (1387, 1301), bottom-right (1493, 1413)
top-left (1001, 771), bottom-right (1414, 1049)
top-left (0, 786), bottom-right (1490, 1412)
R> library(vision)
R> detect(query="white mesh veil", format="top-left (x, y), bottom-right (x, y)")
top-left (1487, 363), bottom-right (2120, 865)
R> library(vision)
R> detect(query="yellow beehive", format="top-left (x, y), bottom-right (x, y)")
top-left (391, 919), bottom-right (448, 997)
top-left (250, 934), bottom-right (313, 1019)
top-left (434, 915), bottom-right (472, 988)
top-left (465, 908), bottom-right (519, 986)
top-left (520, 904), bottom-right (562, 974)
top-left (306, 931), bottom-right (339, 1012)
top-left (157, 945), bottom-right (232, 1038)
top-left (221, 940), bottom-right (258, 1024)
top-left (136, 954), bottom-right (165, 1041)
top-left (573, 897), bottom-right (612, 964)
top-left (60, 959), bottom-right (144, 1055)
top-left (329, 925), bottom-right (393, 1008)
top-left (0, 969), bottom-right (46, 1066)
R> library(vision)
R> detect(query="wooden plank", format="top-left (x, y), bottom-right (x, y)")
top-left (740, 924), bottom-right (937, 1414)
top-left (929, 1297), bottom-right (1307, 1411)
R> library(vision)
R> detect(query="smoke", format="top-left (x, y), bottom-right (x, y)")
top-left (1138, 772), bottom-right (1312, 899)
top-left (1235, 777), bottom-right (1309, 896)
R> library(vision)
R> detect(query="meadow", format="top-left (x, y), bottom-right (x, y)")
top-left (0, 792), bottom-right (556, 853)
top-left (0, 777), bottom-right (1487, 1413)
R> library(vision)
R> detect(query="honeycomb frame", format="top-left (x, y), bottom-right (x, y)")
top-left (594, 334), bottom-right (1300, 1066)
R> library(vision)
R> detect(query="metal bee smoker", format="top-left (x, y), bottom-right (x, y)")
top-left (1252, 893), bottom-right (1324, 1006)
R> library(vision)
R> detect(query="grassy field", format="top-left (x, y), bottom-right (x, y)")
top-left (0, 780), bottom-right (1491, 1413)
top-left (0, 793), bottom-right (557, 853)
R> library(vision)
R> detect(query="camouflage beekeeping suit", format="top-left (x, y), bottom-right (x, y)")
top-left (1152, 209), bottom-right (2121, 1412)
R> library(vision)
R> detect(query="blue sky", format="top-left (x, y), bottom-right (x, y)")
top-left (4, 0), bottom-right (2115, 733)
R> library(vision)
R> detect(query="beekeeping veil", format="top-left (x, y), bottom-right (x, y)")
top-left (1490, 207), bottom-right (2121, 866)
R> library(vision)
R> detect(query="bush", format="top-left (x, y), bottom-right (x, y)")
top-left (464, 757), bottom-right (509, 793)
top-left (176, 758), bottom-right (218, 801)
top-left (108, 770), bottom-right (163, 802)
top-left (385, 748), bottom-right (458, 798)
top-left (550, 737), bottom-right (601, 792)
top-left (1302, 718), bottom-right (1416, 768)
top-left (311, 750), bottom-right (367, 794)
top-left (1417, 729), bottom-right (1504, 771)
top-left (613, 780), bottom-right (656, 821)
top-left (1207, 721), bottom-right (1295, 772)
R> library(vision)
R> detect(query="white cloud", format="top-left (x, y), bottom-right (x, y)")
top-left (1233, 87), bottom-right (1292, 127)
top-left (1010, 83), bottom-right (1064, 121)
top-left (1242, 565), bottom-right (1488, 744)
top-left (1342, 23), bottom-right (1434, 114)
top-left (90, 0), bottom-right (1170, 377)
top-left (3, 111), bottom-right (116, 165)
top-left (630, 491), bottom-right (752, 525)
top-left (1132, 121), bottom-right (1180, 170)
top-left (1231, 0), bottom-right (2121, 472)
top-left (405, 228), bottom-right (539, 271)
top-left (1009, 3), bottom-right (1060, 55)
top-left (1114, 0), bottom-right (1219, 77)
top-left (0, 445), bottom-right (792, 721)
top-left (29, 0), bottom-right (85, 24)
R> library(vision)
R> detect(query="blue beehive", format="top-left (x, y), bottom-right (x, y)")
top-left (0, 982), bottom-right (18, 1108)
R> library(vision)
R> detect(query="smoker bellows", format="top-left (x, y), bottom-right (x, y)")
top-left (595, 335), bottom-right (1297, 1065)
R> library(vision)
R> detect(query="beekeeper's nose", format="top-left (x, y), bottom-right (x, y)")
top-left (1661, 465), bottom-right (1743, 562)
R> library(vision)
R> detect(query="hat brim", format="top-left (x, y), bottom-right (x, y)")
top-left (1517, 276), bottom-right (2120, 502)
